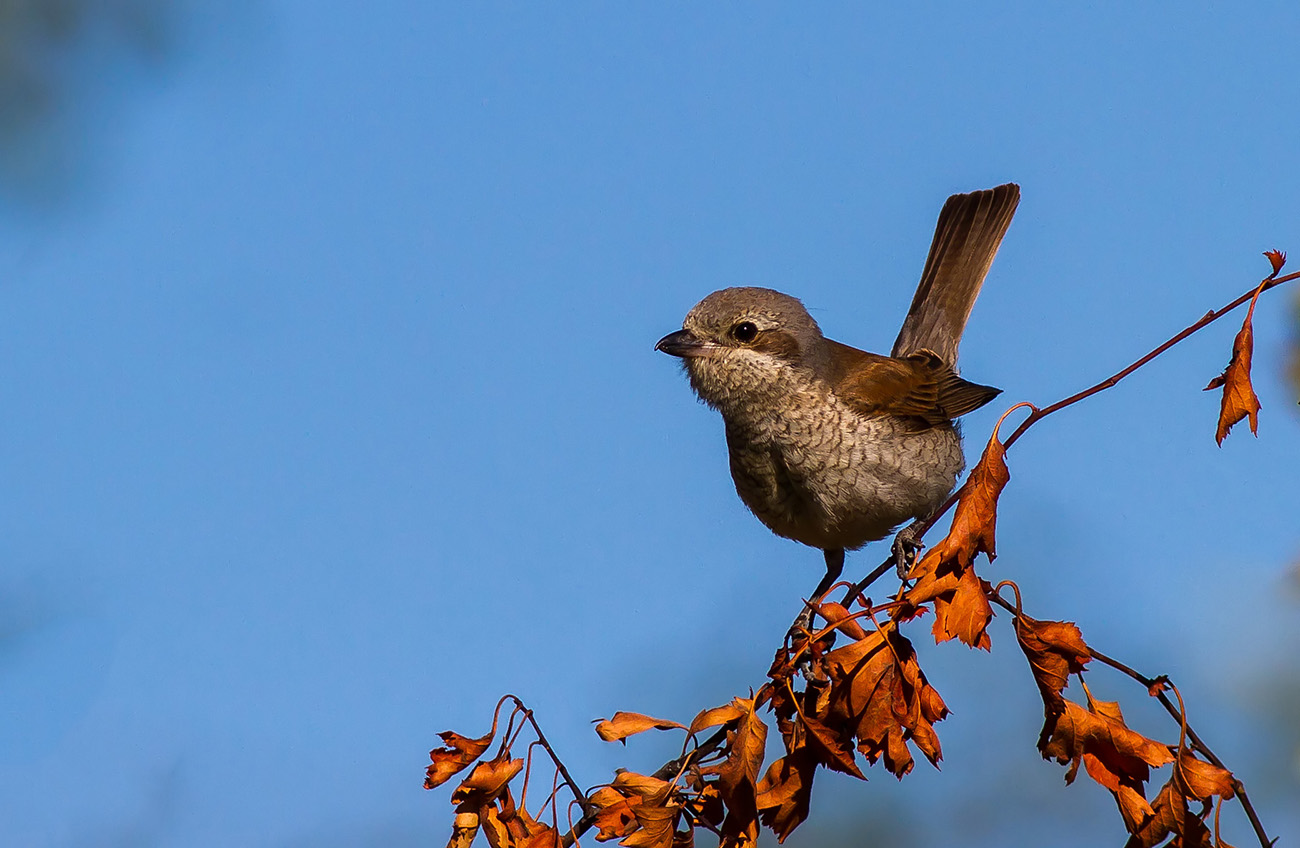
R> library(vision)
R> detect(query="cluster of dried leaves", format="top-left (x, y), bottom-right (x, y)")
top-left (427, 696), bottom-right (592, 848)
top-left (427, 254), bottom-right (1293, 848)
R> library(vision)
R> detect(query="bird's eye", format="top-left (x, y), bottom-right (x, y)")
top-left (731, 321), bottom-right (759, 343)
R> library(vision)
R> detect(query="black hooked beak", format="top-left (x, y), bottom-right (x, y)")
top-left (655, 329), bottom-right (713, 358)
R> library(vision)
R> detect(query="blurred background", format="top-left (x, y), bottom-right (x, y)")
top-left (1, 2), bottom-right (1297, 846)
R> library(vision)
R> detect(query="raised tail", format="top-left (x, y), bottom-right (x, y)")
top-left (891, 183), bottom-right (1020, 366)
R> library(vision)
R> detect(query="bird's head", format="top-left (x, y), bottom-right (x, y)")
top-left (656, 287), bottom-right (829, 414)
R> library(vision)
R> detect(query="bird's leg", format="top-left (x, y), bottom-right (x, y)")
top-left (891, 520), bottom-right (926, 580)
top-left (792, 548), bottom-right (845, 636)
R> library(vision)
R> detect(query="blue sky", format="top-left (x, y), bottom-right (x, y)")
top-left (1, 3), bottom-right (1297, 846)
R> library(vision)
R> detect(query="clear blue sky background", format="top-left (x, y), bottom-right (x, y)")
top-left (1, 3), bottom-right (1297, 846)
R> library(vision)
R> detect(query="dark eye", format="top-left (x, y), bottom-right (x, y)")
top-left (731, 321), bottom-right (758, 343)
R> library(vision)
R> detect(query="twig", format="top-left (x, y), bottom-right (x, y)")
top-left (654, 725), bottom-right (730, 780)
top-left (851, 267), bottom-right (1300, 599)
top-left (509, 697), bottom-right (592, 817)
top-left (1000, 267), bottom-right (1299, 451)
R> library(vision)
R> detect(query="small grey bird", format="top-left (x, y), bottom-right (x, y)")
top-left (656, 184), bottom-right (1019, 602)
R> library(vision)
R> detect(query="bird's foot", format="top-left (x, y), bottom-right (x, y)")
top-left (787, 601), bottom-right (831, 678)
top-left (892, 524), bottom-right (925, 581)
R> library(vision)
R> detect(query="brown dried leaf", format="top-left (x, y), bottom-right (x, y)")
top-left (797, 711), bottom-right (864, 779)
top-left (894, 549), bottom-right (958, 622)
top-left (930, 567), bottom-right (994, 650)
top-left (717, 697), bottom-right (767, 848)
top-left (688, 702), bottom-right (745, 735)
top-left (1041, 700), bottom-right (1173, 795)
top-left (896, 650), bottom-right (947, 768)
top-left (596, 774), bottom-right (686, 848)
top-left (519, 825), bottom-right (564, 848)
top-left (590, 785), bottom-right (630, 808)
top-left (1016, 617), bottom-right (1092, 744)
top-left (448, 811), bottom-right (480, 848)
top-left (596, 711), bottom-right (686, 743)
top-left (1087, 693), bottom-right (1125, 725)
top-left (687, 782), bottom-right (724, 831)
top-left (450, 755), bottom-right (525, 809)
top-left (822, 630), bottom-right (895, 752)
top-left (589, 786), bottom-right (640, 841)
top-left (612, 771), bottom-right (674, 805)
top-left (1265, 248), bottom-right (1287, 276)
top-left (1176, 751), bottom-right (1236, 802)
top-left (1205, 304), bottom-right (1261, 444)
top-left (426, 730), bottom-right (494, 789)
top-left (1129, 778), bottom-right (1213, 848)
top-left (896, 429), bottom-right (1007, 650)
top-left (925, 427), bottom-right (1010, 570)
top-left (496, 785), bottom-right (545, 846)
top-left (719, 698), bottom-right (767, 792)
top-left (480, 800), bottom-right (512, 848)
top-left (755, 746), bottom-right (818, 843)
top-left (821, 626), bottom-right (946, 779)
top-left (623, 801), bottom-right (680, 848)
top-left (718, 818), bottom-right (759, 848)
top-left (1114, 781), bottom-right (1157, 835)
top-left (880, 725), bottom-right (914, 778)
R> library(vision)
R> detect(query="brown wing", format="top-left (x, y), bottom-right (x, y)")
top-left (825, 340), bottom-right (1001, 429)
top-left (892, 183), bottom-right (1019, 365)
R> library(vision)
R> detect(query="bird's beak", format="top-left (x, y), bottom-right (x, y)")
top-left (655, 329), bottom-right (713, 358)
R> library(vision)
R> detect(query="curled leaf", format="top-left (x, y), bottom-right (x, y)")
top-left (1264, 248), bottom-right (1287, 276)
top-left (688, 702), bottom-right (746, 735)
top-left (588, 786), bottom-right (640, 840)
top-left (930, 567), bottom-right (994, 650)
top-left (717, 697), bottom-right (767, 847)
top-left (1176, 750), bottom-right (1236, 802)
top-left (922, 424), bottom-right (1011, 572)
top-left (1129, 778), bottom-right (1213, 847)
top-left (1015, 617), bottom-right (1092, 742)
top-left (755, 747), bottom-right (818, 843)
top-left (518, 825), bottom-right (564, 848)
top-left (612, 771), bottom-right (674, 804)
top-left (595, 711), bottom-right (686, 743)
top-left (450, 755), bottom-right (525, 808)
top-left (820, 626), bottom-right (947, 779)
top-left (796, 711), bottom-right (864, 780)
top-left (448, 811), bottom-right (480, 848)
top-left (623, 800), bottom-right (680, 848)
top-left (1040, 699), bottom-right (1173, 801)
top-left (426, 730), bottom-right (494, 790)
top-left (1205, 284), bottom-right (1264, 444)
top-left (1146, 677), bottom-right (1170, 697)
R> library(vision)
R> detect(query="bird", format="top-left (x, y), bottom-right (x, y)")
top-left (655, 183), bottom-right (1020, 607)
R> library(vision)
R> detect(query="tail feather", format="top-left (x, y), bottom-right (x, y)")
top-left (891, 183), bottom-right (1020, 365)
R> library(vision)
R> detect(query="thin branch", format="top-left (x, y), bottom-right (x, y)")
top-left (1001, 267), bottom-right (1299, 451)
top-left (509, 697), bottom-right (592, 817)
top-left (853, 268), bottom-right (1300, 601)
